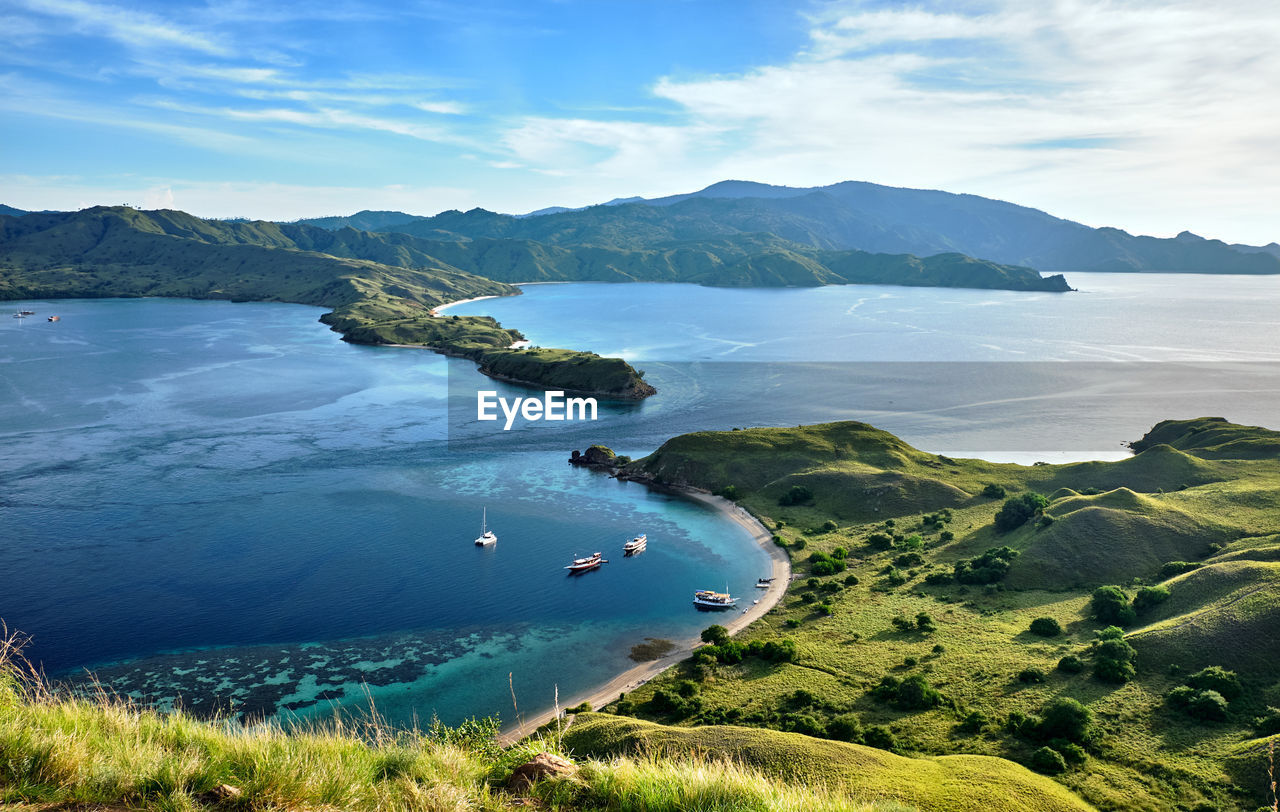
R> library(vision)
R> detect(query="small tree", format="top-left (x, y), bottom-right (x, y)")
top-left (1090, 585), bottom-right (1137, 626)
top-left (1031, 746), bottom-right (1068, 774)
top-left (778, 485), bottom-right (814, 506)
top-left (700, 625), bottom-right (729, 646)
top-left (994, 492), bottom-right (1049, 532)
top-left (982, 483), bottom-right (1007, 499)
top-left (1037, 696), bottom-right (1093, 743)
top-left (1132, 585), bottom-right (1170, 614)
top-left (1029, 617), bottom-right (1063, 637)
top-left (1186, 665), bottom-right (1242, 701)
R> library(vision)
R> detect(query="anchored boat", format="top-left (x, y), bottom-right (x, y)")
top-left (623, 533), bottom-right (647, 554)
top-left (693, 589), bottom-right (738, 610)
top-left (474, 508), bottom-right (496, 546)
top-left (565, 551), bottom-right (604, 573)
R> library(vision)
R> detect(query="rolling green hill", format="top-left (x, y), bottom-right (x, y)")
top-left (564, 714), bottom-right (1095, 811)
top-left (591, 417), bottom-right (1280, 809)
top-left (0, 206), bottom-right (655, 399)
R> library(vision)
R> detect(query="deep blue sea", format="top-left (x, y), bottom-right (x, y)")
top-left (4, 272), bottom-right (1280, 726)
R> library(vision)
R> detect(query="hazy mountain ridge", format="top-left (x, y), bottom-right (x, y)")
top-left (340, 179), bottom-right (1277, 274)
top-left (0, 205), bottom-right (1068, 293)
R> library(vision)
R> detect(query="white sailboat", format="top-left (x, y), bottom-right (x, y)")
top-left (474, 508), bottom-right (497, 546)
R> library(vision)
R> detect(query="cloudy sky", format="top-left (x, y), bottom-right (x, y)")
top-left (1, 0), bottom-right (1277, 243)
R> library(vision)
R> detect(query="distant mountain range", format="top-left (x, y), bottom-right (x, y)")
top-left (288, 179), bottom-right (1279, 274)
top-left (1, 204), bottom-right (1067, 293)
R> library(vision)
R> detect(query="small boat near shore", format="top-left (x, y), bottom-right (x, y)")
top-left (623, 534), bottom-right (647, 554)
top-left (566, 552), bottom-right (604, 573)
top-left (693, 589), bottom-right (738, 610)
top-left (755, 577), bottom-right (773, 588)
top-left (47, 315), bottom-right (60, 322)
top-left (474, 508), bottom-right (496, 546)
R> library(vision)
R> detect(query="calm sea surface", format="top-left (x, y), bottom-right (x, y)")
top-left (3, 272), bottom-right (1280, 725)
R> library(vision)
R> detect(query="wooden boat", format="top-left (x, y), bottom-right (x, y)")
top-left (565, 551), bottom-right (604, 573)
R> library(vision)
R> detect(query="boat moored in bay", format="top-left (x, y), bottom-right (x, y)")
top-left (693, 589), bottom-right (738, 610)
top-left (623, 533), bottom-right (647, 554)
top-left (565, 551), bottom-right (604, 573)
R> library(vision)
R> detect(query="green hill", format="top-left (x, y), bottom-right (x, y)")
top-left (0, 207), bottom-right (654, 399)
top-left (601, 417), bottom-right (1280, 809)
top-left (564, 714), bottom-right (1095, 811)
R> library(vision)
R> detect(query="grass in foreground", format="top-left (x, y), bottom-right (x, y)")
top-left (0, 633), bottom-right (899, 811)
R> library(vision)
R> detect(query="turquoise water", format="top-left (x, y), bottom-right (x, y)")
top-left (5, 273), bottom-right (1280, 726)
top-left (0, 299), bottom-right (768, 725)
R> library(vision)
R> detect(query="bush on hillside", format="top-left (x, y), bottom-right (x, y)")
top-left (1036, 697), bottom-right (1094, 744)
top-left (1029, 617), bottom-right (1063, 637)
top-left (954, 546), bottom-right (1020, 584)
top-left (1057, 654), bottom-right (1085, 674)
top-left (872, 674), bottom-right (943, 710)
top-left (1090, 585), bottom-right (1137, 626)
top-left (982, 483), bottom-right (1007, 499)
top-left (826, 713), bottom-right (864, 742)
top-left (994, 492), bottom-right (1049, 532)
top-left (1132, 585), bottom-right (1171, 614)
top-left (1093, 636), bottom-right (1137, 684)
top-left (778, 485), bottom-right (814, 506)
top-left (700, 625), bottom-right (729, 645)
top-left (1018, 667), bottom-right (1048, 684)
top-left (1253, 707), bottom-right (1280, 735)
top-left (1030, 746), bottom-right (1068, 774)
top-left (1159, 560), bottom-right (1201, 578)
top-left (862, 725), bottom-right (898, 752)
top-left (1186, 665), bottom-right (1243, 701)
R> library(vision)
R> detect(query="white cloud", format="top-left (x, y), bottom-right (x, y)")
top-left (15, 0), bottom-right (230, 55)
top-left (496, 0), bottom-right (1280, 243)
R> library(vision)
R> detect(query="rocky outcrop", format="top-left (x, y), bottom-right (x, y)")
top-left (507, 752), bottom-right (577, 791)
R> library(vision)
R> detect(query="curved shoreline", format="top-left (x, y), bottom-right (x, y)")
top-left (498, 488), bottom-right (790, 744)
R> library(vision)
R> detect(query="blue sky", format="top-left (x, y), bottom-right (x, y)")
top-left (2, 0), bottom-right (1278, 244)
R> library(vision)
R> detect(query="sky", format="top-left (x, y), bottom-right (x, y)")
top-left (1, 0), bottom-right (1277, 244)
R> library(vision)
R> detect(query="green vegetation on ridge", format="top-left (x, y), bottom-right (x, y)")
top-left (0, 206), bottom-right (654, 399)
top-left (594, 417), bottom-right (1280, 810)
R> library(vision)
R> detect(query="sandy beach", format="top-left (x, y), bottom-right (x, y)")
top-left (431, 294), bottom-right (502, 316)
top-left (499, 489), bottom-right (790, 744)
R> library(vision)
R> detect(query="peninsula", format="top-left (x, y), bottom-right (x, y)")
top-left (0, 206), bottom-right (655, 400)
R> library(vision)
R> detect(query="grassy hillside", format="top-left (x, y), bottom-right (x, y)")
top-left (0, 207), bottom-right (654, 399)
top-left (0, 645), bottom-right (904, 812)
top-left (564, 714), bottom-right (1095, 811)
top-left (593, 418), bottom-right (1280, 809)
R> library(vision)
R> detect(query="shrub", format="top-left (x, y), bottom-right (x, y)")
top-left (700, 625), bottom-right (729, 645)
top-left (1094, 637), bottom-right (1137, 683)
top-left (1029, 617), bottom-right (1063, 637)
top-left (820, 520), bottom-right (838, 532)
top-left (1057, 654), bottom-right (1085, 674)
top-left (1037, 697), bottom-right (1093, 743)
top-left (867, 532), bottom-right (894, 550)
top-left (1030, 746), bottom-right (1068, 774)
top-left (862, 725), bottom-right (897, 752)
top-left (817, 602), bottom-right (835, 616)
top-left (784, 618), bottom-right (801, 629)
top-left (811, 559), bottom-right (847, 576)
top-left (1253, 707), bottom-right (1280, 735)
top-left (827, 713), bottom-right (864, 742)
top-left (1018, 667), bottom-right (1048, 684)
top-left (915, 612), bottom-right (936, 632)
top-left (782, 712), bottom-right (827, 737)
top-left (791, 538), bottom-right (807, 551)
top-left (901, 534), bottom-right (924, 550)
top-left (924, 571), bottom-right (954, 585)
top-left (892, 616), bottom-right (914, 632)
top-left (958, 710), bottom-right (989, 734)
top-left (954, 546), bottom-right (1020, 584)
top-left (994, 492), bottom-right (1049, 532)
top-left (883, 568), bottom-right (907, 586)
top-left (1186, 665), bottom-right (1243, 701)
top-left (716, 485), bottom-right (738, 500)
top-left (892, 674), bottom-right (943, 710)
top-left (893, 552), bottom-right (925, 567)
top-left (844, 574), bottom-right (860, 586)
top-left (1132, 585), bottom-right (1171, 614)
top-left (939, 530), bottom-right (955, 542)
top-left (831, 546), bottom-right (848, 559)
top-left (1187, 690), bottom-right (1230, 721)
top-left (676, 680), bottom-right (699, 698)
top-left (779, 485), bottom-right (814, 506)
top-left (982, 483), bottom-right (1007, 498)
top-left (1090, 585), bottom-right (1137, 626)
top-left (1160, 560), bottom-right (1201, 578)
top-left (806, 574), bottom-right (822, 586)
